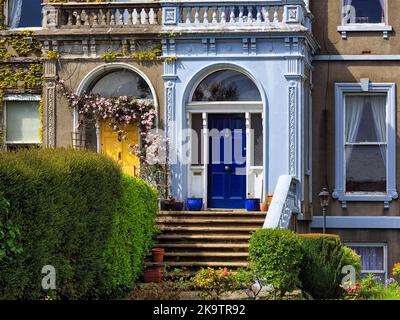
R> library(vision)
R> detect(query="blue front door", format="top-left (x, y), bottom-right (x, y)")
top-left (208, 114), bottom-right (246, 208)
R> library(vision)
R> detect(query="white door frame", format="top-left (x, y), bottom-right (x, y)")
top-left (186, 103), bottom-right (263, 209)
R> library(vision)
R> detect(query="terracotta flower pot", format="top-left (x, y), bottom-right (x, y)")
top-left (267, 195), bottom-right (273, 205)
top-left (143, 267), bottom-right (162, 283)
top-left (152, 248), bottom-right (165, 263)
top-left (260, 202), bottom-right (268, 212)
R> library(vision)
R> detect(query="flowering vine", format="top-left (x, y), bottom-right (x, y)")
top-left (57, 80), bottom-right (157, 152)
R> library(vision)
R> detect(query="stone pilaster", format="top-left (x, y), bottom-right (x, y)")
top-left (43, 60), bottom-right (57, 148)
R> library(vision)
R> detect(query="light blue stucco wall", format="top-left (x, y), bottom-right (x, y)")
top-left (163, 35), bottom-right (314, 203)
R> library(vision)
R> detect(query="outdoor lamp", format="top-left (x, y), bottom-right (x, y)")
top-left (318, 187), bottom-right (330, 234)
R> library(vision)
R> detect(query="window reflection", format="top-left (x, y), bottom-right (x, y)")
top-left (8, 0), bottom-right (42, 28)
top-left (192, 70), bottom-right (261, 102)
top-left (90, 69), bottom-right (152, 99)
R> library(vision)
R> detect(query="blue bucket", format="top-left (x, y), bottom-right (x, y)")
top-left (187, 198), bottom-right (203, 211)
top-left (245, 198), bottom-right (260, 212)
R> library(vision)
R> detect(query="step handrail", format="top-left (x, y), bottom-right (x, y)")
top-left (263, 175), bottom-right (301, 229)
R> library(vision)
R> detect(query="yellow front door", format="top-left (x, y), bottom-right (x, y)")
top-left (100, 122), bottom-right (139, 177)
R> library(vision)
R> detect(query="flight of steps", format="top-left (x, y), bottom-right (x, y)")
top-left (150, 210), bottom-right (266, 271)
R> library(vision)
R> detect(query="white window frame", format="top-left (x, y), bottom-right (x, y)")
top-left (345, 242), bottom-right (388, 281)
top-left (337, 0), bottom-right (392, 39)
top-left (333, 83), bottom-right (397, 207)
top-left (4, 94), bottom-right (41, 145)
top-left (3, 0), bottom-right (43, 31)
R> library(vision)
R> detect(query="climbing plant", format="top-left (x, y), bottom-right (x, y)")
top-left (57, 80), bottom-right (157, 149)
top-left (0, 26), bottom-right (43, 146)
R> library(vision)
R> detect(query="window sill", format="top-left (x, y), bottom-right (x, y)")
top-left (337, 25), bottom-right (393, 39)
top-left (332, 190), bottom-right (398, 209)
top-left (7, 27), bottom-right (43, 32)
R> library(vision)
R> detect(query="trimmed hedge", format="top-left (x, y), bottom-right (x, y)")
top-left (248, 231), bottom-right (362, 300)
top-left (100, 175), bottom-right (158, 298)
top-left (249, 228), bottom-right (303, 297)
top-left (298, 234), bottom-right (361, 299)
top-left (0, 149), bottom-right (158, 299)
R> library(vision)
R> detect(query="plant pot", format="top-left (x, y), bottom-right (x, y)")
top-left (267, 195), bottom-right (273, 205)
top-left (245, 198), bottom-right (260, 212)
top-left (160, 199), bottom-right (174, 211)
top-left (152, 248), bottom-right (165, 263)
top-left (143, 267), bottom-right (162, 283)
top-left (173, 201), bottom-right (184, 211)
top-left (186, 198), bottom-right (203, 211)
top-left (260, 202), bottom-right (268, 212)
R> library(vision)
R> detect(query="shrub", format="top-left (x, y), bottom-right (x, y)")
top-left (0, 149), bottom-right (157, 299)
top-left (99, 175), bottom-right (158, 298)
top-left (234, 267), bottom-right (263, 300)
top-left (357, 274), bottom-right (400, 300)
top-left (191, 267), bottom-right (237, 300)
top-left (392, 262), bottom-right (400, 278)
top-left (248, 228), bottom-right (303, 298)
top-left (0, 193), bottom-right (23, 265)
top-left (298, 234), bottom-right (361, 300)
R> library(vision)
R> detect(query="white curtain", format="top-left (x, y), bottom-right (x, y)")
top-left (354, 247), bottom-right (383, 271)
top-left (345, 96), bottom-right (364, 164)
top-left (343, 0), bottom-right (354, 24)
top-left (379, 0), bottom-right (386, 20)
top-left (6, 101), bottom-right (40, 143)
top-left (9, 0), bottom-right (23, 29)
top-left (370, 95), bottom-right (387, 166)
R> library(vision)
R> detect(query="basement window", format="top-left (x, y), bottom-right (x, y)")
top-left (346, 243), bottom-right (388, 283)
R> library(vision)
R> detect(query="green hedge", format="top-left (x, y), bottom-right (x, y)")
top-left (248, 230), bottom-right (362, 300)
top-left (299, 234), bottom-right (361, 299)
top-left (249, 228), bottom-right (303, 298)
top-left (0, 149), bottom-right (158, 299)
top-left (100, 175), bottom-right (158, 298)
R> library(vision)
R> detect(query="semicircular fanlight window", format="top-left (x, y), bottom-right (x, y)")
top-left (192, 70), bottom-right (261, 102)
top-left (90, 69), bottom-right (153, 99)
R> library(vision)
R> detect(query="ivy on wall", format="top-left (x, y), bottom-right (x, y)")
top-left (0, 0), bottom-right (4, 30)
top-left (0, 18), bottom-right (43, 146)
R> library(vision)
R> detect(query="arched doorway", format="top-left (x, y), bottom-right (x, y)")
top-left (186, 69), bottom-right (264, 209)
top-left (78, 68), bottom-right (154, 176)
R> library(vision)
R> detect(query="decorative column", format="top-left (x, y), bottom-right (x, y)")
top-left (284, 35), bottom-right (305, 180)
top-left (202, 112), bottom-right (208, 209)
top-left (162, 38), bottom-right (178, 197)
top-left (245, 112), bottom-right (251, 197)
top-left (288, 83), bottom-right (298, 177)
top-left (284, 38), bottom-right (305, 205)
top-left (43, 60), bottom-right (57, 148)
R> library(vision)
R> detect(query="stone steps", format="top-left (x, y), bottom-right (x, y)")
top-left (150, 210), bottom-right (265, 271)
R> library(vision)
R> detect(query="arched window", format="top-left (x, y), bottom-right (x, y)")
top-left (89, 69), bottom-right (152, 99)
top-left (78, 69), bottom-right (153, 150)
top-left (192, 70), bottom-right (261, 102)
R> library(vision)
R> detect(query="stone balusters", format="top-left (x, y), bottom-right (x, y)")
top-left (51, 3), bottom-right (161, 28)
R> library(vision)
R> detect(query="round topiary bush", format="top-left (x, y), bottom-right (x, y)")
top-left (298, 233), bottom-right (361, 300)
top-left (248, 228), bottom-right (303, 298)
